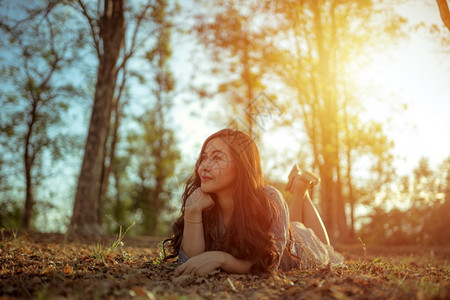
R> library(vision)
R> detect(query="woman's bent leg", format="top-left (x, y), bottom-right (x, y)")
top-left (289, 177), bottom-right (330, 245)
top-left (289, 177), bottom-right (307, 223)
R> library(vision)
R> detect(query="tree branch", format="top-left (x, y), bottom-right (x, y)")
top-left (77, 0), bottom-right (101, 57)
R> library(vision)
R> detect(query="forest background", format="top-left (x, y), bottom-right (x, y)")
top-left (0, 0), bottom-right (449, 246)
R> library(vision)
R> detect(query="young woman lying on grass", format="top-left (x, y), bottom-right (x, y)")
top-left (164, 129), bottom-right (343, 276)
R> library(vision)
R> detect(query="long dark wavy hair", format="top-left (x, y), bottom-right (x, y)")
top-left (163, 129), bottom-right (280, 274)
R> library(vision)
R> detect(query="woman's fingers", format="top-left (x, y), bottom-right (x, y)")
top-left (196, 265), bottom-right (213, 277)
top-left (175, 260), bottom-right (198, 276)
top-left (175, 263), bottom-right (187, 276)
top-left (175, 260), bottom-right (209, 277)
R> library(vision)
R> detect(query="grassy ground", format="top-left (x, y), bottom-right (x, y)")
top-left (0, 230), bottom-right (449, 299)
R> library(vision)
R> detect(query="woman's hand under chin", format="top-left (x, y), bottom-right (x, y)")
top-left (185, 188), bottom-right (215, 213)
top-left (175, 251), bottom-right (226, 277)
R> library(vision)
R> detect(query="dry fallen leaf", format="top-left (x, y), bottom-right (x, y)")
top-left (63, 263), bottom-right (73, 275)
top-left (41, 265), bottom-right (55, 275)
top-left (172, 274), bottom-right (196, 287)
top-left (0, 231), bottom-right (449, 300)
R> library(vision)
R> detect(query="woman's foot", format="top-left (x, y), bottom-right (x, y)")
top-left (300, 170), bottom-right (320, 187)
top-left (286, 164), bottom-right (300, 192)
top-left (286, 165), bottom-right (320, 192)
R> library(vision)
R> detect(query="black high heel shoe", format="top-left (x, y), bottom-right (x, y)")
top-left (286, 165), bottom-right (321, 191)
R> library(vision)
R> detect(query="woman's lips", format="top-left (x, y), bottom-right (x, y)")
top-left (201, 175), bottom-right (213, 183)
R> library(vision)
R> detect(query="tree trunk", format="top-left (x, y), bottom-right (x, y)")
top-left (21, 101), bottom-right (37, 230)
top-left (99, 57), bottom-right (128, 224)
top-left (311, 0), bottom-right (339, 241)
top-left (343, 95), bottom-right (356, 240)
top-left (21, 156), bottom-right (34, 230)
top-left (335, 161), bottom-right (349, 242)
top-left (113, 169), bottom-right (123, 225)
top-left (70, 0), bottom-right (125, 236)
top-left (98, 99), bottom-right (121, 224)
top-left (437, 0), bottom-right (450, 32)
top-left (152, 179), bottom-right (163, 236)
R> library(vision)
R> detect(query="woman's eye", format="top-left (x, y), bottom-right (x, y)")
top-left (213, 155), bottom-right (224, 161)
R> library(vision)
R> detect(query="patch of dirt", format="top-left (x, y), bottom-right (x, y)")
top-left (0, 230), bottom-right (449, 299)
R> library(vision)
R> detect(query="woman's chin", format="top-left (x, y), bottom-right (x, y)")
top-left (200, 186), bottom-right (211, 193)
top-left (200, 183), bottom-right (213, 193)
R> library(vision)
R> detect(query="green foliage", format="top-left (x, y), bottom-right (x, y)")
top-left (108, 217), bottom-right (136, 253)
top-left (127, 109), bottom-right (181, 236)
top-left (0, 155), bottom-right (23, 230)
top-left (358, 157), bottom-right (450, 245)
top-left (102, 154), bottom-right (135, 234)
top-left (153, 241), bottom-right (167, 266)
top-left (92, 219), bottom-right (136, 262)
top-left (0, 199), bottom-right (22, 229)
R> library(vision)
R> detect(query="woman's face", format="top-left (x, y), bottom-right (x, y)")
top-left (197, 137), bottom-right (237, 196)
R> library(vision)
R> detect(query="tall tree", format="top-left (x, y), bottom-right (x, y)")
top-left (70, 0), bottom-right (178, 235)
top-left (128, 1), bottom-right (180, 235)
top-left (262, 0), bottom-right (403, 241)
top-left (70, 0), bottom-right (125, 235)
top-left (0, 1), bottom-right (83, 230)
top-left (97, 0), bottom-right (160, 227)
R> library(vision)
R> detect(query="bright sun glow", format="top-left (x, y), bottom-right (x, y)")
top-left (349, 36), bottom-right (450, 176)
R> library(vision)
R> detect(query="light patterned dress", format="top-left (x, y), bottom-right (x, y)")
top-left (178, 185), bottom-right (344, 271)
top-left (265, 185), bottom-right (344, 271)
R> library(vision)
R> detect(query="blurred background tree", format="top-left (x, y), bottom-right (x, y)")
top-left (127, 110), bottom-right (180, 236)
top-left (0, 1), bottom-right (85, 230)
top-left (359, 157), bottom-right (450, 245)
top-left (114, 3), bottom-right (181, 235)
top-left (69, 0), bottom-right (126, 236)
top-left (0, 153), bottom-right (22, 229)
top-left (69, 0), bottom-right (178, 235)
top-left (191, 0), bottom-right (274, 138)
top-left (97, 0), bottom-right (171, 230)
top-left (0, 0), bottom-right (180, 236)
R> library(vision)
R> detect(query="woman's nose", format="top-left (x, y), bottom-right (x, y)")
top-left (200, 158), bottom-right (212, 170)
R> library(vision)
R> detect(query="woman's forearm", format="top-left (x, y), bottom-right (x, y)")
top-left (219, 252), bottom-right (253, 274)
top-left (175, 251), bottom-right (253, 276)
top-left (181, 207), bottom-right (205, 257)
